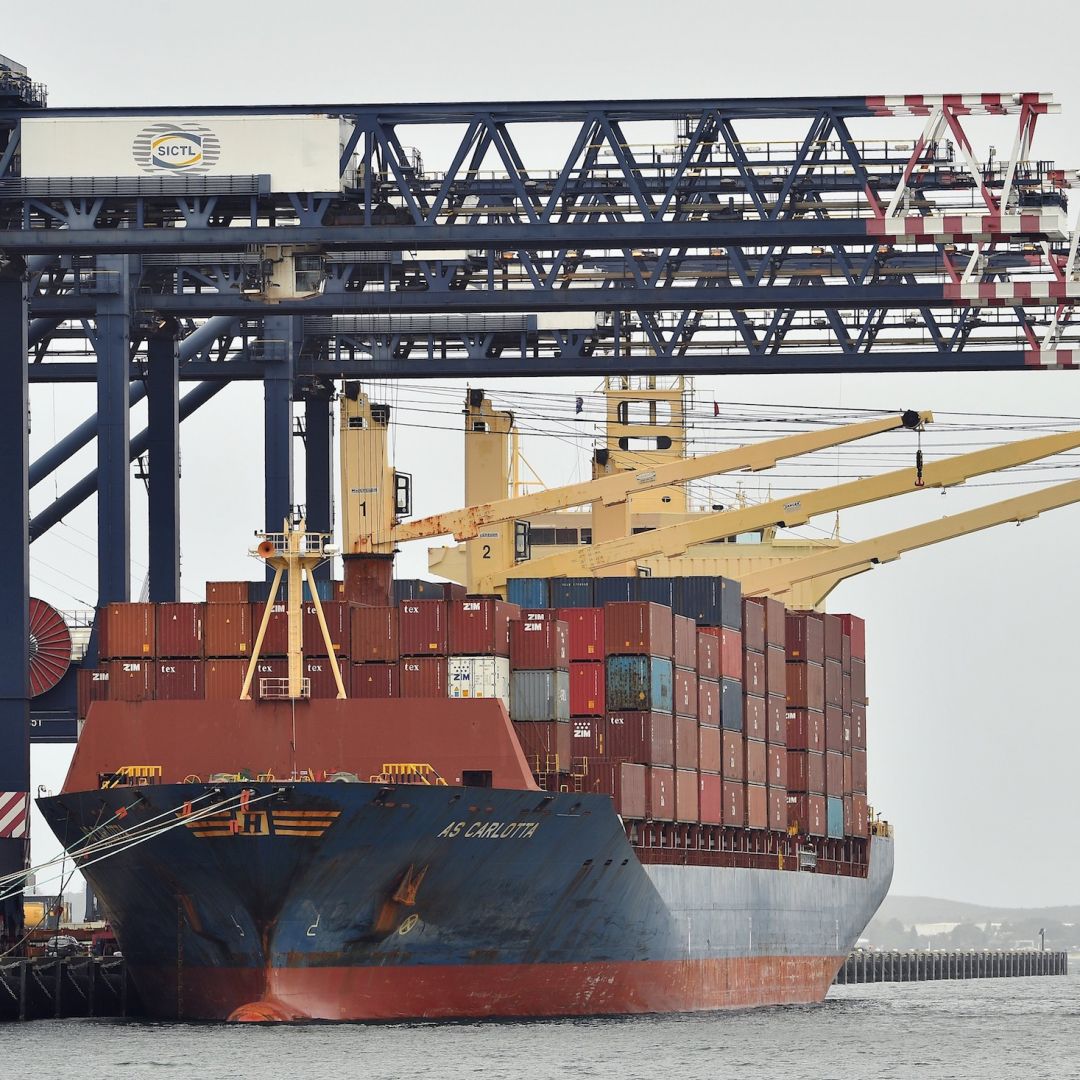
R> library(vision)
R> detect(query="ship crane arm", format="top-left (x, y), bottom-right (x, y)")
top-left (484, 427), bottom-right (1080, 592)
top-left (389, 410), bottom-right (932, 545)
top-left (739, 475), bottom-right (1080, 607)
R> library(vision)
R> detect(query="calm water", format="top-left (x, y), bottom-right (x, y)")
top-left (0, 974), bottom-right (1076, 1079)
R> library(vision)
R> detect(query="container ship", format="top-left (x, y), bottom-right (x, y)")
top-left (40, 377), bottom-right (1077, 1022)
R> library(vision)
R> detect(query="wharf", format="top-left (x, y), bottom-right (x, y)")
top-left (0, 955), bottom-right (138, 1021)
top-left (835, 948), bottom-right (1068, 984)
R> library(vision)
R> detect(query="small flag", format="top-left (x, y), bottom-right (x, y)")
top-left (0, 792), bottom-right (29, 839)
top-left (575, 396), bottom-right (584, 414)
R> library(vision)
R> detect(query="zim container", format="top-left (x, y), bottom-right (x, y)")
top-left (696, 631), bottom-right (720, 679)
top-left (744, 693), bottom-right (766, 740)
top-left (513, 720), bottom-right (572, 771)
top-left (826, 795), bottom-right (844, 839)
top-left (698, 678), bottom-right (720, 726)
top-left (605, 655), bottom-right (673, 714)
top-left (448, 655), bottom-right (511, 703)
top-left (448, 599), bottom-right (518, 656)
top-left (675, 768), bottom-right (699, 823)
top-left (556, 607), bottom-right (604, 660)
top-left (604, 711), bottom-right (674, 766)
top-left (674, 716), bottom-right (699, 770)
top-left (155, 660), bottom-right (204, 700)
top-left (673, 668), bottom-right (698, 718)
top-left (510, 618), bottom-right (570, 670)
top-left (699, 772), bottom-right (722, 825)
top-left (203, 603), bottom-right (252, 658)
top-left (350, 662), bottom-right (399, 698)
top-left (105, 660), bottom-right (155, 701)
top-left (571, 716), bottom-right (603, 757)
top-left (398, 600), bottom-right (448, 656)
top-left (569, 661), bottom-right (605, 716)
top-left (253, 602), bottom-right (288, 657)
top-left (604, 601), bottom-right (674, 658)
top-left (698, 724), bottom-right (721, 773)
top-left (99, 603), bottom-right (155, 659)
top-left (154, 603), bottom-right (203, 658)
top-left (510, 668), bottom-right (571, 722)
top-left (398, 657), bottom-right (448, 698)
top-left (720, 677), bottom-right (743, 731)
top-left (785, 613), bottom-right (824, 663)
top-left (647, 765), bottom-right (675, 822)
top-left (787, 793), bottom-right (826, 837)
top-left (76, 667), bottom-right (110, 718)
top-left (350, 606), bottom-right (398, 664)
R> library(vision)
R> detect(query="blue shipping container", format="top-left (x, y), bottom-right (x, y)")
top-left (507, 578), bottom-right (550, 610)
top-left (635, 576), bottom-right (677, 608)
top-left (594, 576), bottom-right (638, 605)
top-left (674, 576), bottom-right (723, 627)
top-left (605, 655), bottom-right (673, 714)
top-left (721, 576), bottom-right (743, 630)
top-left (393, 579), bottom-right (420, 603)
top-left (549, 577), bottom-right (596, 608)
top-left (826, 796), bottom-right (844, 839)
top-left (251, 578), bottom-right (337, 603)
top-left (720, 677), bottom-right (743, 731)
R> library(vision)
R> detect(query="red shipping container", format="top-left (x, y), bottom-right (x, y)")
top-left (766, 694), bottom-right (786, 745)
top-left (647, 765), bottom-right (675, 821)
top-left (99, 603), bottom-right (155, 659)
top-left (852, 747), bottom-right (868, 793)
top-left (842, 636), bottom-right (852, 673)
top-left (350, 606), bottom-right (398, 663)
top-left (743, 650), bottom-right (766, 695)
top-left (674, 668), bottom-right (698, 718)
top-left (767, 786), bottom-right (787, 831)
top-left (786, 707), bottom-right (825, 752)
top-left (786, 662), bottom-right (824, 709)
top-left (722, 730), bottom-right (745, 780)
top-left (819, 613), bottom-right (843, 659)
top-left (604, 602), bottom-right (673, 659)
top-left (155, 603), bottom-right (203, 658)
top-left (253, 601), bottom-right (288, 657)
top-left (851, 702), bottom-right (866, 749)
top-left (698, 678), bottom-right (720, 726)
top-left (696, 631), bottom-right (720, 679)
top-left (843, 795), bottom-right (854, 837)
top-left (203, 659), bottom-right (248, 700)
top-left (673, 615), bottom-right (697, 670)
top-left (788, 793), bottom-right (826, 836)
top-left (698, 725), bottom-right (721, 773)
top-left (746, 782), bottom-right (768, 829)
top-left (398, 600), bottom-right (448, 656)
top-left (851, 792), bottom-right (869, 837)
top-left (787, 750), bottom-right (825, 794)
top-left (448, 599), bottom-right (517, 656)
top-left (204, 603), bottom-right (252, 658)
top-left (825, 704), bottom-right (844, 752)
top-left (604, 711), bottom-right (674, 766)
top-left (824, 658), bottom-right (842, 707)
top-left (250, 658), bottom-right (286, 699)
top-left (851, 658), bottom-right (866, 704)
top-left (514, 720), bottom-right (572, 770)
top-left (76, 667), bottom-right (110, 718)
top-left (520, 608), bottom-right (557, 622)
top-left (722, 779), bottom-right (746, 826)
top-left (302, 601), bottom-right (350, 658)
top-left (747, 596), bottom-right (786, 648)
top-left (699, 772), bottom-right (722, 825)
top-left (675, 768), bottom-right (699, 823)
top-left (206, 581), bottom-right (250, 603)
top-left (350, 663), bottom-right (399, 698)
top-left (674, 716), bottom-right (699, 769)
top-left (589, 761), bottom-right (647, 819)
top-left (765, 645), bottom-right (786, 696)
top-left (767, 744), bottom-right (786, 788)
top-left (745, 737), bottom-right (767, 784)
top-left (741, 599), bottom-right (765, 652)
top-left (745, 693), bottom-right (766, 740)
top-left (305, 657), bottom-right (344, 699)
top-left (105, 660), bottom-right (155, 701)
top-left (399, 656), bottom-right (448, 697)
top-left (785, 613), bottom-right (824, 663)
top-left (155, 659), bottom-right (203, 700)
top-left (569, 661), bottom-right (605, 716)
top-left (557, 607), bottom-right (605, 660)
top-left (826, 751), bottom-right (843, 796)
top-left (842, 672), bottom-right (852, 712)
top-left (571, 716), bottom-right (603, 757)
top-left (843, 755), bottom-right (853, 797)
top-left (510, 619), bottom-right (570, 671)
top-left (697, 627), bottom-right (741, 676)
top-left (838, 614), bottom-right (866, 659)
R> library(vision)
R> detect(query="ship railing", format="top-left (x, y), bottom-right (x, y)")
top-left (98, 765), bottom-right (162, 789)
top-left (368, 763), bottom-right (448, 786)
top-left (258, 677), bottom-right (311, 700)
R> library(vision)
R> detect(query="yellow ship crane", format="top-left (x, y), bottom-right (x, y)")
top-left (739, 475), bottom-right (1080, 608)
top-left (391, 410), bottom-right (932, 547)
top-left (482, 427), bottom-right (1080, 593)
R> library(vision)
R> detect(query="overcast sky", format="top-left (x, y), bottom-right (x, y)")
top-left (8, 1), bottom-right (1080, 910)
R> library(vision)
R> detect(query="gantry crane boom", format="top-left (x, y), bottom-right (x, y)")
top-left (738, 476), bottom-right (1080, 606)
top-left (387, 410), bottom-right (931, 547)
top-left (485, 427), bottom-right (1080, 591)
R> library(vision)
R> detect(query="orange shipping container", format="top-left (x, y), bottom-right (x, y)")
top-left (675, 768), bottom-right (699, 823)
top-left (204, 659), bottom-right (248, 700)
top-left (674, 715), bottom-right (698, 770)
top-left (746, 782), bottom-right (768, 829)
top-left (105, 660), bottom-right (155, 701)
top-left (302, 601), bottom-right (350, 658)
top-left (206, 581), bottom-right (250, 604)
top-left (351, 606), bottom-right (399, 663)
top-left (154, 603), bottom-right (203, 658)
top-left (699, 772), bottom-right (722, 825)
top-left (743, 650), bottom-right (766, 695)
top-left (745, 737), bottom-right (767, 784)
top-left (204, 603), bottom-right (252, 657)
top-left (698, 725), bottom-right (721, 773)
top-left (647, 765), bottom-right (675, 821)
top-left (99, 603), bottom-right (155, 659)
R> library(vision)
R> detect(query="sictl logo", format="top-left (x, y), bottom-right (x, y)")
top-left (132, 123), bottom-right (221, 174)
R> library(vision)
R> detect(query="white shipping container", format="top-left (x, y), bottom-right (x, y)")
top-left (20, 114), bottom-right (344, 192)
top-left (447, 656), bottom-right (510, 705)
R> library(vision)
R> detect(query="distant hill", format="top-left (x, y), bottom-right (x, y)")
top-left (879, 895), bottom-right (1080, 928)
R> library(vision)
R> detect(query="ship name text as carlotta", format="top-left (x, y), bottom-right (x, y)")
top-left (437, 820), bottom-right (541, 839)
